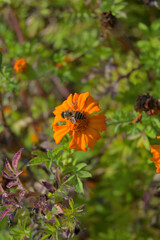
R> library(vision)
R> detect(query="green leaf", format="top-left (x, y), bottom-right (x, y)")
top-left (77, 171), bottom-right (92, 178)
top-left (47, 150), bottom-right (54, 161)
top-left (45, 160), bottom-right (52, 169)
top-left (69, 199), bottom-right (74, 210)
top-left (32, 150), bottom-right (47, 159)
top-left (40, 234), bottom-right (52, 240)
top-left (75, 163), bottom-right (87, 171)
top-left (55, 217), bottom-right (61, 227)
top-left (76, 177), bottom-right (84, 193)
top-left (29, 157), bottom-right (49, 165)
top-left (64, 175), bottom-right (75, 184)
top-left (145, 126), bottom-right (156, 139)
top-left (138, 23), bottom-right (148, 32)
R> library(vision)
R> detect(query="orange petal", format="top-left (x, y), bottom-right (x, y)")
top-left (83, 96), bottom-right (100, 115)
top-left (85, 128), bottom-right (101, 150)
top-left (66, 94), bottom-right (73, 108)
top-left (53, 125), bottom-right (70, 144)
top-left (88, 113), bottom-right (106, 132)
top-left (53, 104), bottom-right (66, 115)
top-left (73, 93), bottom-right (79, 103)
top-left (78, 92), bottom-right (89, 111)
top-left (52, 114), bottom-right (65, 125)
top-left (69, 132), bottom-right (87, 151)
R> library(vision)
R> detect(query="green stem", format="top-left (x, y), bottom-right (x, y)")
top-left (106, 119), bottom-right (134, 126)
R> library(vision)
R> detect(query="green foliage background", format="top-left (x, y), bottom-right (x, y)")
top-left (1, 0), bottom-right (160, 239)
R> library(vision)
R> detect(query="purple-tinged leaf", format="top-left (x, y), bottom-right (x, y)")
top-left (19, 190), bottom-right (25, 198)
top-left (42, 181), bottom-right (55, 193)
top-left (22, 236), bottom-right (27, 240)
top-left (12, 148), bottom-right (24, 171)
top-left (0, 207), bottom-right (14, 221)
top-left (6, 181), bottom-right (17, 189)
top-left (9, 209), bottom-right (17, 226)
top-left (2, 171), bottom-right (15, 180)
top-left (16, 170), bottom-right (23, 177)
top-left (2, 200), bottom-right (18, 206)
top-left (0, 184), bottom-right (5, 193)
top-left (5, 160), bottom-right (14, 174)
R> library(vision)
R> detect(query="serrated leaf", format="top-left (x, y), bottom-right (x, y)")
top-left (75, 163), bottom-right (87, 171)
top-left (77, 171), bottom-right (92, 178)
top-left (29, 157), bottom-right (49, 165)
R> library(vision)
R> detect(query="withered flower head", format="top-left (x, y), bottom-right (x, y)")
top-left (100, 11), bottom-right (117, 31)
top-left (100, 11), bottom-right (124, 38)
top-left (134, 93), bottom-right (160, 115)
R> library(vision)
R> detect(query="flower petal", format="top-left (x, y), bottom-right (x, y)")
top-left (83, 96), bottom-right (101, 115)
top-left (53, 125), bottom-right (70, 144)
top-left (88, 113), bottom-right (106, 132)
top-left (52, 114), bottom-right (65, 125)
top-left (85, 128), bottom-right (101, 150)
top-left (78, 92), bottom-right (89, 111)
top-left (73, 93), bottom-right (79, 105)
top-left (69, 132), bottom-right (87, 151)
top-left (66, 94), bottom-right (73, 108)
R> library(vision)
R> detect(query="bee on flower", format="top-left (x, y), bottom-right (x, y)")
top-left (52, 92), bottom-right (106, 151)
top-left (14, 58), bottom-right (27, 73)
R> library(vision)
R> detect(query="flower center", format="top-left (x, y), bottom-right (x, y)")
top-left (69, 118), bottom-right (88, 132)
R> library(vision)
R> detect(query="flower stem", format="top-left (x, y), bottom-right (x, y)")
top-left (106, 119), bottom-right (134, 126)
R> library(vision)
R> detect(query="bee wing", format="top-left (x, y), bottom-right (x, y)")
top-left (70, 117), bottom-right (76, 124)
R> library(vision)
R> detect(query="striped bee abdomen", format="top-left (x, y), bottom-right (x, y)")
top-left (74, 111), bottom-right (85, 119)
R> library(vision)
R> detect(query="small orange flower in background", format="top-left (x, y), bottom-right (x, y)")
top-left (14, 58), bottom-right (27, 73)
top-left (56, 62), bottom-right (63, 68)
top-left (150, 145), bottom-right (160, 173)
top-left (63, 56), bottom-right (71, 63)
top-left (30, 133), bottom-right (39, 144)
top-left (3, 106), bottom-right (11, 114)
top-left (52, 92), bottom-right (106, 151)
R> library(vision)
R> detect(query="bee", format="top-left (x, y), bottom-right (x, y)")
top-left (61, 110), bottom-right (85, 124)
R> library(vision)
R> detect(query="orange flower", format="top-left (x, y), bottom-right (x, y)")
top-left (63, 56), bottom-right (71, 63)
top-left (30, 133), bottom-right (39, 144)
top-left (56, 62), bottom-right (63, 68)
top-left (51, 92), bottom-right (106, 151)
top-left (150, 145), bottom-right (160, 173)
top-left (3, 106), bottom-right (11, 114)
top-left (14, 58), bottom-right (27, 73)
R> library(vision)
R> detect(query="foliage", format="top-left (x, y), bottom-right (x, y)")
top-left (0, 0), bottom-right (160, 239)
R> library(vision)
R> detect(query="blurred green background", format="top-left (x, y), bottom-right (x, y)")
top-left (1, 0), bottom-right (160, 239)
